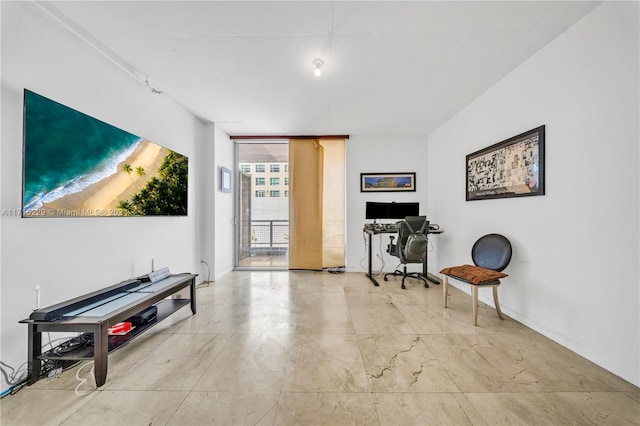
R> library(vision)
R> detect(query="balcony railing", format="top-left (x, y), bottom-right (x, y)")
top-left (251, 220), bottom-right (288, 252)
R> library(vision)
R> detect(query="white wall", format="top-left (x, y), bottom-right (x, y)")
top-left (0, 2), bottom-right (207, 392)
top-left (346, 135), bottom-right (430, 274)
top-left (198, 124), bottom-right (216, 283)
top-left (212, 127), bottom-right (235, 279)
top-left (197, 123), bottom-right (235, 282)
top-left (427, 2), bottom-right (639, 386)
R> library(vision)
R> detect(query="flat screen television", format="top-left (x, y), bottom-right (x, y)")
top-left (365, 201), bottom-right (419, 220)
top-left (22, 89), bottom-right (188, 217)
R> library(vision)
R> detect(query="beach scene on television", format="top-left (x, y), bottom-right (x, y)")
top-left (22, 90), bottom-right (188, 217)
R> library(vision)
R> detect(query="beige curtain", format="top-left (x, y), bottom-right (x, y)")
top-left (288, 138), bottom-right (345, 270)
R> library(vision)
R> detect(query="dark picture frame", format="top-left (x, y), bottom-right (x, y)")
top-left (360, 172), bottom-right (416, 192)
top-left (466, 125), bottom-right (545, 201)
top-left (220, 166), bottom-right (232, 193)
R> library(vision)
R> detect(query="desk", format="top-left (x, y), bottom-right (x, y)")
top-left (364, 226), bottom-right (442, 287)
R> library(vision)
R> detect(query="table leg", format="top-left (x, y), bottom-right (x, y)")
top-left (93, 324), bottom-right (109, 387)
top-left (26, 323), bottom-right (42, 385)
top-left (190, 278), bottom-right (197, 314)
top-left (423, 248), bottom-right (428, 277)
top-left (423, 237), bottom-right (439, 285)
top-left (366, 232), bottom-right (379, 286)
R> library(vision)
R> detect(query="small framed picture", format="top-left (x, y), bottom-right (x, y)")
top-left (360, 172), bottom-right (416, 192)
top-left (220, 167), bottom-right (232, 193)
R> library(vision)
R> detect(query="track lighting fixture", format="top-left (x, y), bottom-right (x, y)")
top-left (33, 2), bottom-right (164, 95)
top-left (144, 75), bottom-right (163, 94)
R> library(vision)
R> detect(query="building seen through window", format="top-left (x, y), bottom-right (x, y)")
top-left (240, 162), bottom-right (289, 198)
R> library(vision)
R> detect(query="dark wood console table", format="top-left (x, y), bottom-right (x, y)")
top-left (20, 273), bottom-right (197, 387)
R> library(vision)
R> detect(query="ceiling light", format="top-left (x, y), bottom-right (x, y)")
top-left (312, 58), bottom-right (324, 77)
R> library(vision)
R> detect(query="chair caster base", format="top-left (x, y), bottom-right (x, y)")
top-left (385, 270), bottom-right (429, 290)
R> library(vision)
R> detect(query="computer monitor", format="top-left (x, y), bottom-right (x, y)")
top-left (365, 201), bottom-right (419, 220)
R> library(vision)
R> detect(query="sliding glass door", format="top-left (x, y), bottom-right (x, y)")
top-left (236, 141), bottom-right (289, 268)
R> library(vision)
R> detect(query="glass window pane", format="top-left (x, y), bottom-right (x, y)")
top-left (237, 142), bottom-right (289, 269)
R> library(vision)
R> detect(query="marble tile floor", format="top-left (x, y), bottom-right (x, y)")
top-left (1, 271), bottom-right (638, 425)
top-left (237, 254), bottom-right (288, 268)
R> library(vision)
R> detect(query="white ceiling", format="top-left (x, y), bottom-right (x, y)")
top-left (48, 1), bottom-right (600, 137)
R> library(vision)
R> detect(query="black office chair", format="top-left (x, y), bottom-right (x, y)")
top-left (440, 233), bottom-right (512, 325)
top-left (384, 216), bottom-right (430, 289)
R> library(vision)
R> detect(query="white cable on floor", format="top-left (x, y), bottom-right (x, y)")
top-left (74, 361), bottom-right (96, 395)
